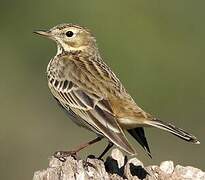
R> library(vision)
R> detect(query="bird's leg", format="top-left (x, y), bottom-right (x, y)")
top-left (98, 142), bottom-right (114, 160)
top-left (83, 141), bottom-right (114, 170)
top-left (54, 136), bottom-right (102, 162)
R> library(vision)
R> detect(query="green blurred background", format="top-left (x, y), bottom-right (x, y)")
top-left (0, 0), bottom-right (204, 179)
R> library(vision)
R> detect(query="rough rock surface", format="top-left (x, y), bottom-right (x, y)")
top-left (33, 148), bottom-right (205, 180)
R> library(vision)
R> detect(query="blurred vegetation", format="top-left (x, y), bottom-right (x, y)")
top-left (0, 0), bottom-right (204, 179)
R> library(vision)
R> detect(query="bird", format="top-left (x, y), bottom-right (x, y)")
top-left (34, 24), bottom-right (200, 160)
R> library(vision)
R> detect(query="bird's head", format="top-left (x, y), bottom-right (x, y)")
top-left (34, 24), bottom-right (97, 53)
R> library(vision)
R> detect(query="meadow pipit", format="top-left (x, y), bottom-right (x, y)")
top-left (34, 24), bottom-right (200, 160)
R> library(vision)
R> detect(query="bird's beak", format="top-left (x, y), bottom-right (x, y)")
top-left (33, 30), bottom-right (52, 38)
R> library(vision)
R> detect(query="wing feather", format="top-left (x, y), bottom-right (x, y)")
top-left (48, 79), bottom-right (136, 155)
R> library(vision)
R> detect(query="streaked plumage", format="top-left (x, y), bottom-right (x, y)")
top-left (34, 24), bottom-right (200, 158)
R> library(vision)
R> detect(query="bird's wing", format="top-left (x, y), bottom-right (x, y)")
top-left (128, 127), bottom-right (152, 158)
top-left (48, 78), bottom-right (136, 155)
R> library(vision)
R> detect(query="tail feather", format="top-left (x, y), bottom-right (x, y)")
top-left (128, 127), bottom-right (152, 158)
top-left (146, 119), bottom-right (200, 144)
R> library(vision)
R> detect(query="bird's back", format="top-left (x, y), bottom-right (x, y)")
top-left (48, 51), bottom-right (149, 117)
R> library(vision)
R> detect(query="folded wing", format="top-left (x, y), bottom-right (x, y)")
top-left (48, 78), bottom-right (136, 155)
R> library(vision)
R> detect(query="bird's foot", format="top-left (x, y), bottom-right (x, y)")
top-left (83, 155), bottom-right (98, 170)
top-left (54, 151), bottom-right (96, 169)
top-left (83, 160), bottom-right (96, 170)
top-left (54, 150), bottom-right (77, 162)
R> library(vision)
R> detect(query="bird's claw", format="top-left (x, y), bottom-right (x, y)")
top-left (83, 158), bottom-right (97, 170)
top-left (54, 151), bottom-right (77, 162)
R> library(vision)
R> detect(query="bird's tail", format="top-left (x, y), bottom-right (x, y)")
top-left (128, 127), bottom-right (152, 158)
top-left (145, 118), bottom-right (200, 144)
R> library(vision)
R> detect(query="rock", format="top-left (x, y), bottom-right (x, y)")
top-left (110, 148), bottom-right (125, 168)
top-left (160, 161), bottom-right (174, 174)
top-left (172, 165), bottom-right (205, 180)
top-left (33, 148), bottom-right (205, 180)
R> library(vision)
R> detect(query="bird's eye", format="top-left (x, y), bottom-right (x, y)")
top-left (66, 31), bottom-right (74, 37)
